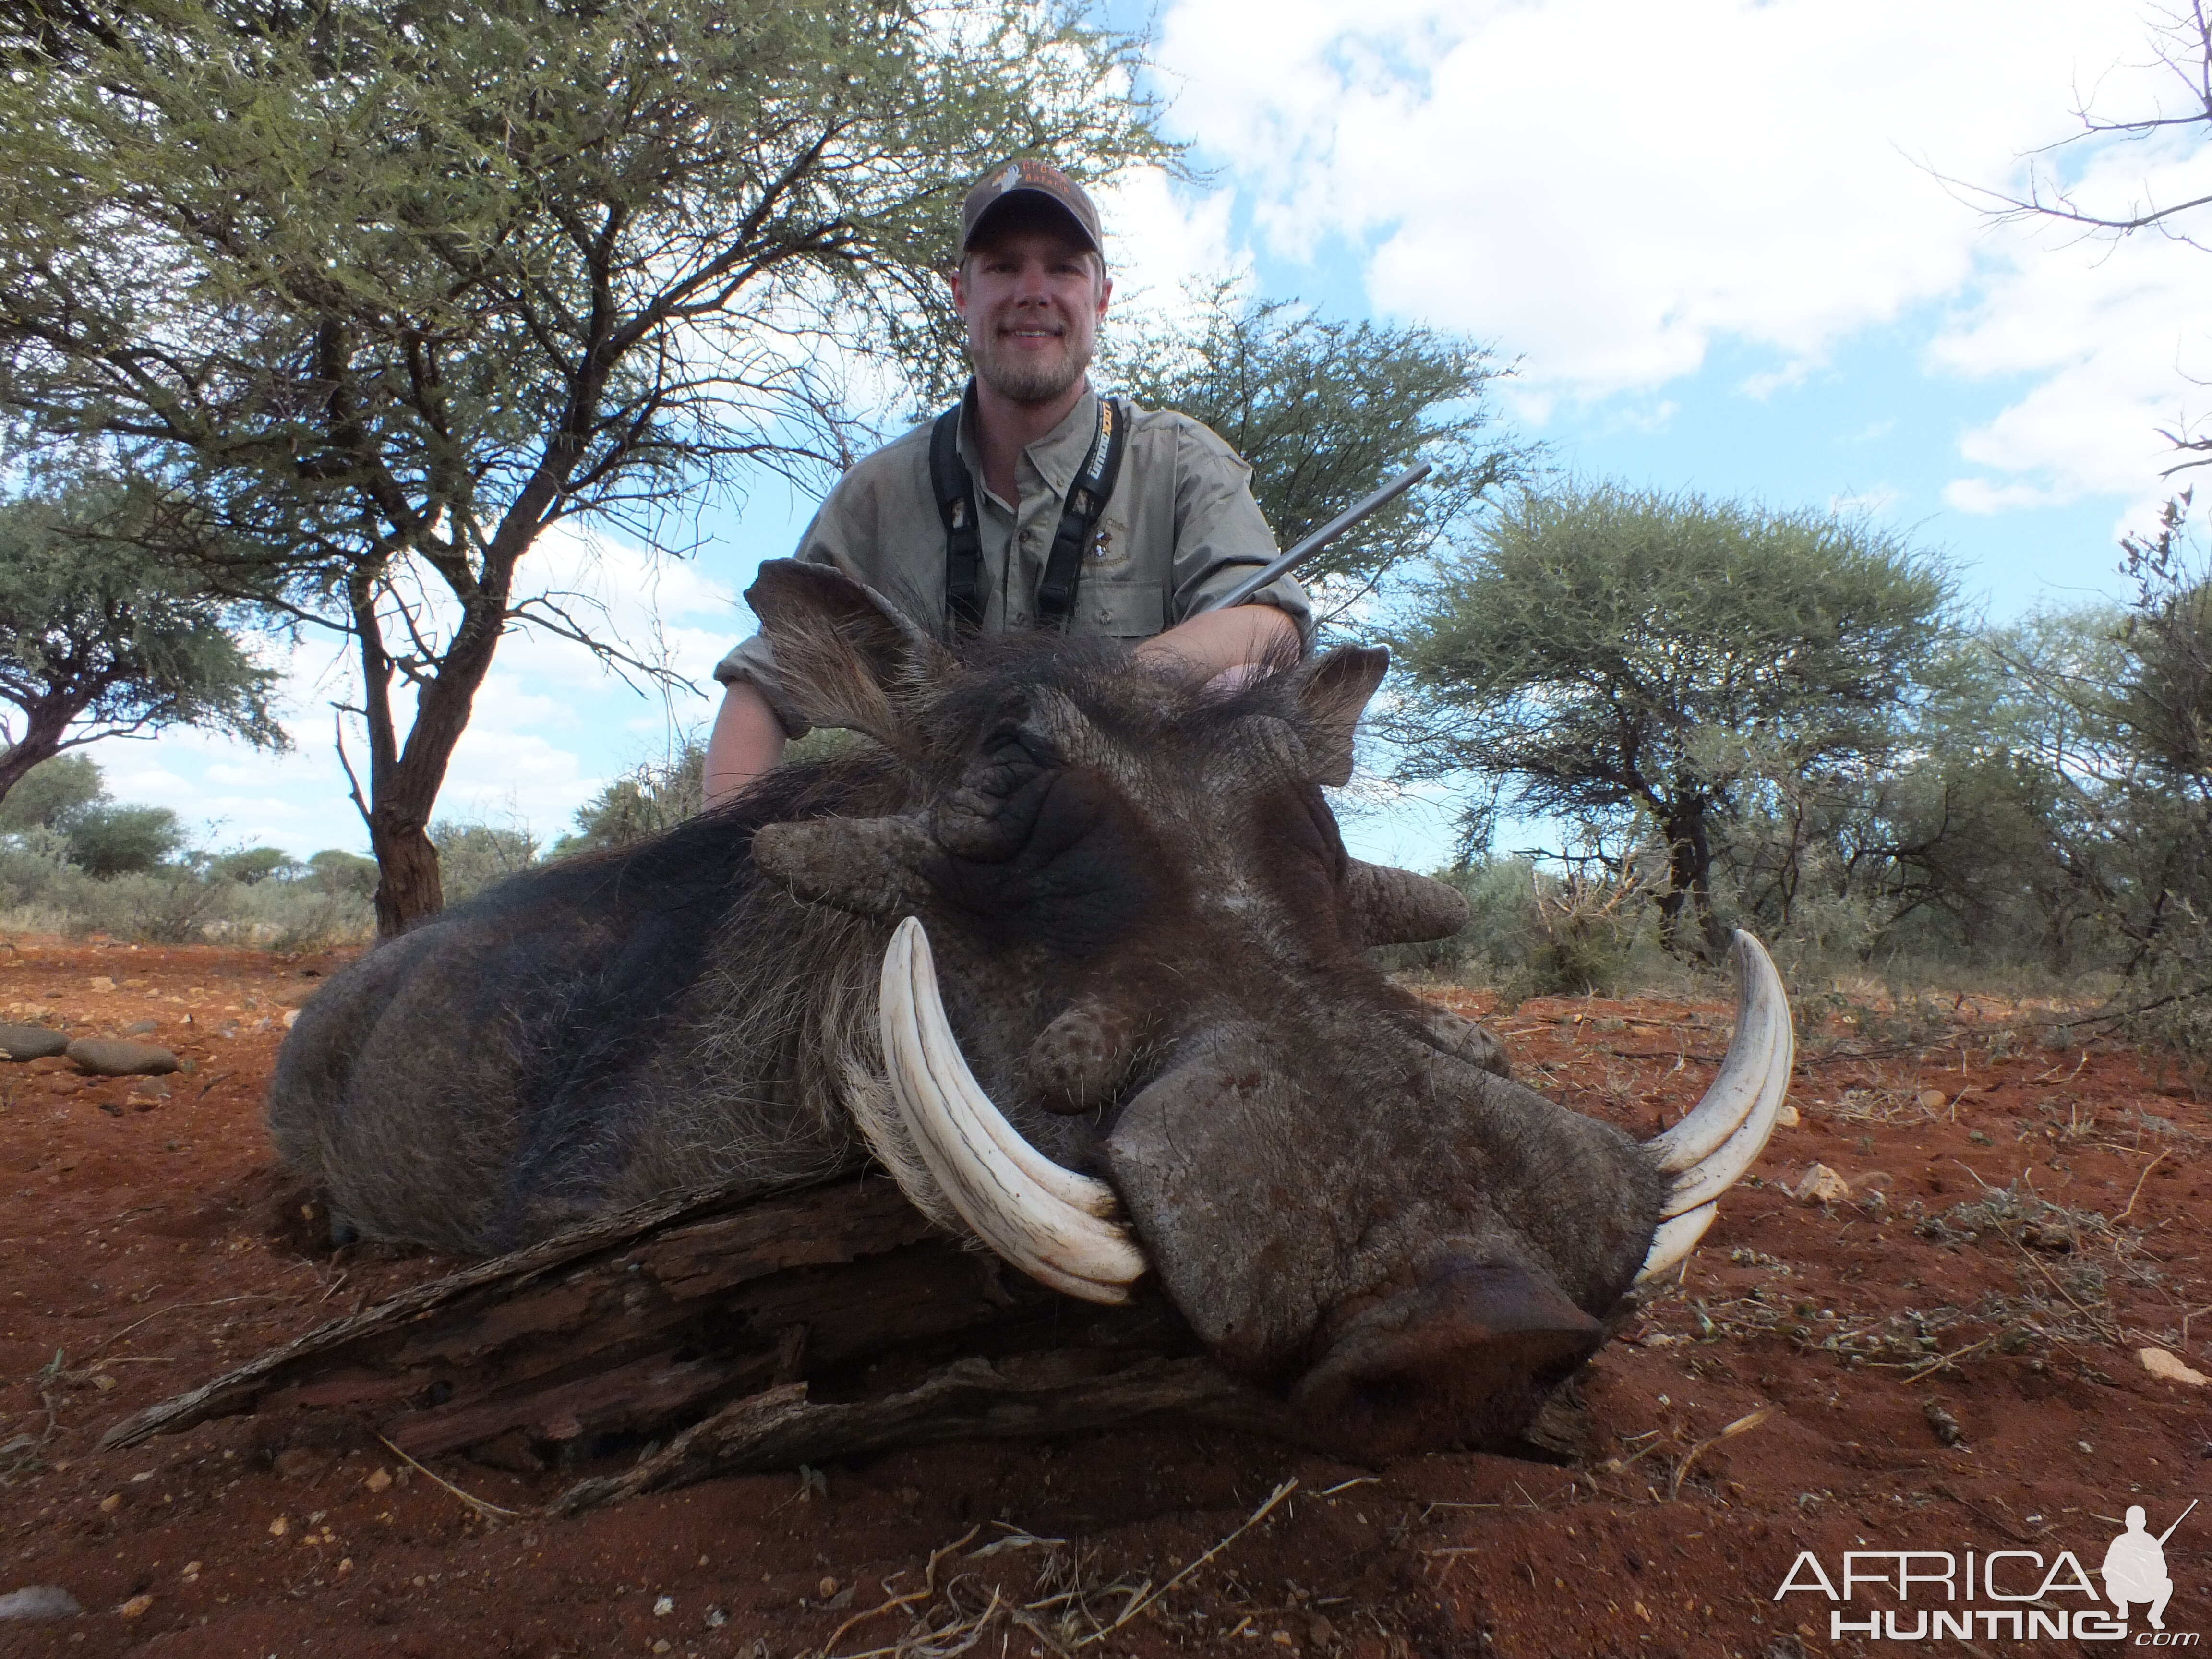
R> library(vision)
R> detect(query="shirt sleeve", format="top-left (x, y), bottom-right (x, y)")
top-left (1164, 418), bottom-right (1314, 645)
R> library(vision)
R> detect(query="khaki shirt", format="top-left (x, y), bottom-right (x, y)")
top-left (714, 387), bottom-right (1310, 735)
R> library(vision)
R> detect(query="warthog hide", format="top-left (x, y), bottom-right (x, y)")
top-left (269, 561), bottom-right (1788, 1458)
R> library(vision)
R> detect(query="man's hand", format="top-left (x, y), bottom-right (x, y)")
top-left (1133, 602), bottom-right (1299, 691)
top-left (702, 681), bottom-right (788, 810)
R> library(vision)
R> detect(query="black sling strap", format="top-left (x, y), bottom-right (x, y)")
top-left (929, 382), bottom-right (1129, 632)
top-left (930, 384), bottom-right (986, 632)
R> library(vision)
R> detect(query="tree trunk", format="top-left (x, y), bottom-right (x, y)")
top-left (367, 812), bottom-right (444, 937)
top-left (0, 689), bottom-right (93, 811)
top-left (0, 732), bottom-right (63, 811)
top-left (1659, 804), bottom-right (1730, 962)
top-left (350, 562), bottom-right (510, 937)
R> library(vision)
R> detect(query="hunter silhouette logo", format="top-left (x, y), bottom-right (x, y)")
top-left (2105, 1501), bottom-right (2194, 1632)
top-left (1775, 1497), bottom-right (2199, 1643)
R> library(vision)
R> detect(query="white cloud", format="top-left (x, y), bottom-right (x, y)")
top-left (105, 522), bottom-right (748, 856)
top-left (1155, 0), bottom-right (2197, 512)
top-left (1094, 166), bottom-right (1244, 318)
top-left (1933, 149), bottom-right (2212, 509)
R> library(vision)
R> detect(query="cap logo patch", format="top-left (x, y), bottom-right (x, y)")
top-left (996, 163), bottom-right (1023, 196)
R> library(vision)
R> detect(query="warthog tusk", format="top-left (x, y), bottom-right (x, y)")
top-left (1647, 931), bottom-right (1793, 1223)
top-left (1636, 1201), bottom-right (1716, 1283)
top-left (1647, 931), bottom-right (1793, 1175)
top-left (880, 917), bottom-right (1148, 1304)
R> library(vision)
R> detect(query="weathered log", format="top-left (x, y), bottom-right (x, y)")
top-left (106, 1172), bottom-right (1593, 1500)
top-left (548, 1353), bottom-right (1291, 1517)
top-left (102, 1174), bottom-right (1232, 1469)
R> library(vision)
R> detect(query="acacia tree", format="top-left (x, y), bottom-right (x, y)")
top-left (1386, 484), bottom-right (1955, 960)
top-left (1988, 498), bottom-right (2212, 1051)
top-left (0, 481), bottom-right (284, 807)
top-left (0, 0), bottom-right (1166, 933)
top-left (1103, 286), bottom-right (1525, 619)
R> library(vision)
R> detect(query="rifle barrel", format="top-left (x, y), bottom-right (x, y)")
top-left (1200, 461), bottom-right (1431, 613)
top-left (2158, 1498), bottom-right (2199, 1544)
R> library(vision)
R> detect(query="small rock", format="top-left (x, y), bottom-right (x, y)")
top-left (122, 1019), bottom-right (157, 1036)
top-left (1792, 1163), bottom-right (1851, 1205)
top-left (2022, 1223), bottom-right (2076, 1253)
top-left (1918, 1088), bottom-right (1947, 1111)
top-left (86, 976), bottom-right (114, 992)
top-left (65, 1039), bottom-right (179, 1078)
top-left (653, 1596), bottom-right (674, 1616)
top-left (1309, 1615), bottom-right (1336, 1645)
top-left (97, 1494), bottom-right (121, 1513)
top-left (1923, 1402), bottom-right (1965, 1447)
top-left (118, 1594), bottom-right (153, 1619)
top-left (0, 1024), bottom-right (69, 1061)
top-left (1775, 1102), bottom-right (1800, 1128)
top-left (817, 1576), bottom-right (838, 1599)
top-left (364, 1467), bottom-right (393, 1493)
top-left (268, 1515), bottom-right (289, 1538)
top-left (2140, 1347), bottom-right (2209, 1387)
top-left (282, 1008), bottom-right (300, 1028)
top-left (0, 1585), bottom-right (84, 1620)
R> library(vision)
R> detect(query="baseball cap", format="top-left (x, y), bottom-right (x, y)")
top-left (959, 159), bottom-right (1103, 255)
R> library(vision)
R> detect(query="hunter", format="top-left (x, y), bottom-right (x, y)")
top-left (702, 157), bottom-right (1310, 805)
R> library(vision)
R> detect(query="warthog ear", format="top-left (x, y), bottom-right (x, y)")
top-left (1345, 860), bottom-right (1469, 946)
top-left (745, 560), bottom-right (940, 744)
top-left (752, 816), bottom-right (932, 916)
top-left (1289, 645), bottom-right (1389, 787)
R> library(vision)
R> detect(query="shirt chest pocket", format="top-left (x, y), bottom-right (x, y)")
top-left (1087, 500), bottom-right (1136, 574)
top-left (1077, 577), bottom-right (1166, 640)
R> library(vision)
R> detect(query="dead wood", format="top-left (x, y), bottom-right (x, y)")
top-left (101, 1174), bottom-right (1241, 1476)
top-left (548, 1352), bottom-right (1291, 1516)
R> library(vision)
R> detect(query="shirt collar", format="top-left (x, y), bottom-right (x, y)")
top-left (958, 383), bottom-right (1100, 501)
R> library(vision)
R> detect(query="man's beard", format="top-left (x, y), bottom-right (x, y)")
top-left (972, 323), bottom-right (1093, 407)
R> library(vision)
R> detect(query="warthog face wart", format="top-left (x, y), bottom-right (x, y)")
top-left (269, 561), bottom-right (1788, 1458)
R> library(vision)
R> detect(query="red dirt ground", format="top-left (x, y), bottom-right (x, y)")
top-left (1, 937), bottom-right (2208, 1658)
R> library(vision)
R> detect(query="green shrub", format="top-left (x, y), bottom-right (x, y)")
top-left (61, 803), bottom-right (187, 877)
top-left (0, 754), bottom-right (103, 833)
top-left (430, 821), bottom-right (539, 902)
top-left (209, 846), bottom-right (300, 886)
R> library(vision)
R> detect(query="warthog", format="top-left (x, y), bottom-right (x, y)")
top-left (270, 561), bottom-right (1789, 1456)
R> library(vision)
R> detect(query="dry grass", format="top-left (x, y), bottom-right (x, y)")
top-left (817, 1481), bottom-right (1300, 1658)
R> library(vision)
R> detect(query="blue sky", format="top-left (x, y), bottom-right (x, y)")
top-left (94, 0), bottom-right (2209, 872)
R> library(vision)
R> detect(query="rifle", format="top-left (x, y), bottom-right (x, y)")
top-left (1199, 461), bottom-right (1431, 613)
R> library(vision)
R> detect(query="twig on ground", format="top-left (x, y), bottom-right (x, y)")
top-left (373, 1432), bottom-right (527, 1524)
top-left (2116, 1151), bottom-right (2170, 1223)
top-left (1668, 1404), bottom-right (1780, 1501)
top-left (819, 1526), bottom-right (979, 1657)
top-left (1075, 1478), bottom-right (1298, 1645)
top-left (1900, 1334), bottom-right (1998, 1381)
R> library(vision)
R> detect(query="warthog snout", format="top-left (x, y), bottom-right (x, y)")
top-left (1294, 1244), bottom-right (1608, 1459)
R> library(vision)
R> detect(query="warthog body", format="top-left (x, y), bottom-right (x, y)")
top-left (272, 562), bottom-right (1784, 1455)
